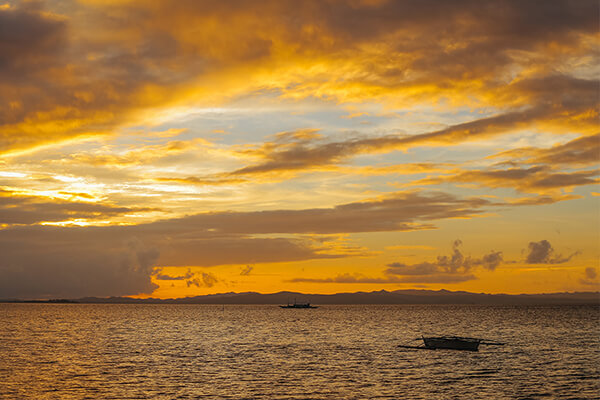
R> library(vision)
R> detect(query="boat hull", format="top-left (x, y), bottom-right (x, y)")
top-left (279, 304), bottom-right (318, 308)
top-left (422, 337), bottom-right (480, 351)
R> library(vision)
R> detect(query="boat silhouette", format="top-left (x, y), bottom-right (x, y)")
top-left (279, 299), bottom-right (318, 308)
top-left (398, 335), bottom-right (505, 351)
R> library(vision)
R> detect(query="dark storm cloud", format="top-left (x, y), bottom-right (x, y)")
top-left (525, 240), bottom-right (579, 264)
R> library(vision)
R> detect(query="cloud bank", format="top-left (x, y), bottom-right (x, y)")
top-left (0, 190), bottom-right (492, 298)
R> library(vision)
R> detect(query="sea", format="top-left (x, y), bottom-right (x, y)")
top-left (0, 304), bottom-right (598, 399)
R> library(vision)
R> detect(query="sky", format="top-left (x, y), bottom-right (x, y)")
top-left (0, 0), bottom-right (598, 299)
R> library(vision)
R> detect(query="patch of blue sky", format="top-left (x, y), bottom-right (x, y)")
top-left (349, 146), bottom-right (485, 167)
top-left (122, 97), bottom-right (498, 148)
top-left (368, 104), bottom-right (498, 135)
top-left (137, 108), bottom-right (337, 144)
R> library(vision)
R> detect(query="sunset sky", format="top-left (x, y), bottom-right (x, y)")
top-left (0, 0), bottom-right (598, 299)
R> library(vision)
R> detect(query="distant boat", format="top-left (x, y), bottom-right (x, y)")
top-left (422, 336), bottom-right (481, 351)
top-left (398, 335), bottom-right (505, 351)
top-left (279, 299), bottom-right (318, 308)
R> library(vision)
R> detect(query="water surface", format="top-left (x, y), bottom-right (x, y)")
top-left (1, 304), bottom-right (598, 399)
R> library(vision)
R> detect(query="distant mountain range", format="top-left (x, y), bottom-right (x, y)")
top-left (4, 289), bottom-right (598, 305)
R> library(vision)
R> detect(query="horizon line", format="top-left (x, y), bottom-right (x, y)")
top-left (2, 288), bottom-right (598, 303)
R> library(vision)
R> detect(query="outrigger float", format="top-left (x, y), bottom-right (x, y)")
top-left (398, 335), bottom-right (505, 351)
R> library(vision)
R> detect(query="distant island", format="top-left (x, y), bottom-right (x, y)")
top-left (2, 289), bottom-right (598, 305)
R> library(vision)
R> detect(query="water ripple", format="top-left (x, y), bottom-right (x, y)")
top-left (1, 304), bottom-right (598, 399)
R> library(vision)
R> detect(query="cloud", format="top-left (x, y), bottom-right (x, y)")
top-left (409, 165), bottom-right (599, 194)
top-left (289, 272), bottom-right (477, 284)
top-left (186, 272), bottom-right (219, 288)
top-left (386, 239), bottom-right (503, 275)
top-left (532, 134), bottom-right (600, 166)
top-left (0, 189), bottom-right (156, 225)
top-left (480, 251), bottom-right (504, 271)
top-left (392, 133), bottom-right (599, 199)
top-left (585, 268), bottom-right (597, 280)
top-left (154, 268), bottom-right (194, 281)
top-left (525, 240), bottom-right (579, 264)
top-left (0, 2), bottom-right (66, 79)
top-left (291, 240), bottom-right (502, 284)
top-left (182, 76), bottom-right (597, 180)
top-left (493, 134), bottom-right (600, 167)
top-left (1, 1), bottom-right (597, 155)
top-left (386, 245), bottom-right (436, 250)
top-left (240, 265), bottom-right (253, 276)
top-left (159, 137), bottom-right (451, 185)
top-left (67, 139), bottom-right (203, 167)
top-left (0, 0), bottom-right (597, 300)
top-left (154, 268), bottom-right (220, 288)
top-left (580, 267), bottom-right (599, 286)
top-left (223, 129), bottom-right (453, 178)
top-left (0, 234), bottom-right (159, 299)
top-left (0, 190), bottom-right (493, 298)
top-left (504, 194), bottom-right (583, 206)
top-left (148, 191), bottom-right (490, 235)
top-left (0, 223), bottom-right (332, 299)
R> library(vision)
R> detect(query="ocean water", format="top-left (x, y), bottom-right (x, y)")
top-left (0, 304), bottom-right (598, 399)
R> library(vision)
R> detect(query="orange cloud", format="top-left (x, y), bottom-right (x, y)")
top-left (491, 133), bottom-right (600, 166)
top-left (406, 161), bottom-right (599, 194)
top-left (1, 1), bottom-right (597, 155)
top-left (0, 188), bottom-right (157, 225)
top-left (0, 189), bottom-right (494, 297)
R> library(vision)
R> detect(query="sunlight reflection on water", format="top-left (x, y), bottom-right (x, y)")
top-left (1, 304), bottom-right (598, 399)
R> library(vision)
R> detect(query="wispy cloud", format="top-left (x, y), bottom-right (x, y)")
top-left (491, 133), bottom-right (600, 167)
top-left (0, 189), bottom-right (157, 225)
top-left (240, 265), bottom-right (253, 276)
top-left (408, 166), bottom-right (599, 194)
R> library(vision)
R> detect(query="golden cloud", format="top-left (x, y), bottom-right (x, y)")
top-left (1, 0), bottom-right (597, 154)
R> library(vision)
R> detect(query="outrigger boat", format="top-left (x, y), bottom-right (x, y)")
top-left (422, 336), bottom-right (481, 351)
top-left (279, 299), bottom-right (318, 309)
top-left (398, 335), bottom-right (505, 351)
